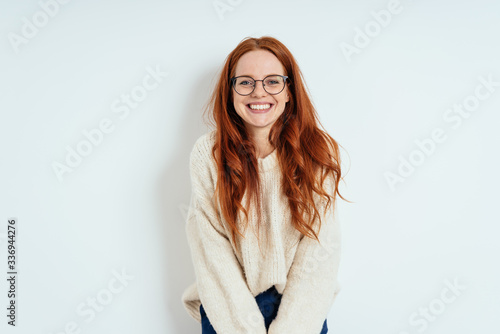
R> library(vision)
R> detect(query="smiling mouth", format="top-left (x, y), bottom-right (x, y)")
top-left (246, 104), bottom-right (273, 113)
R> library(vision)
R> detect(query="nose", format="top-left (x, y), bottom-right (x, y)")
top-left (251, 80), bottom-right (267, 96)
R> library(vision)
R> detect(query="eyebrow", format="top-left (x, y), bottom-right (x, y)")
top-left (236, 73), bottom-right (284, 77)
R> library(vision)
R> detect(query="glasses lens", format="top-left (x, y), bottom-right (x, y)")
top-left (234, 76), bottom-right (255, 95)
top-left (263, 76), bottom-right (285, 94)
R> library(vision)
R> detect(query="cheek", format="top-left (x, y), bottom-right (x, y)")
top-left (277, 97), bottom-right (287, 109)
top-left (233, 96), bottom-right (244, 107)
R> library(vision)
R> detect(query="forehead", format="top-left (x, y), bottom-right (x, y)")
top-left (234, 50), bottom-right (285, 77)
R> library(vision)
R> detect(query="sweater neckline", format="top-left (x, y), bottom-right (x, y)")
top-left (258, 148), bottom-right (279, 173)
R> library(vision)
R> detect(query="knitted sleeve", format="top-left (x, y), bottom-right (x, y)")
top-left (184, 136), bottom-right (268, 334)
top-left (267, 174), bottom-right (342, 334)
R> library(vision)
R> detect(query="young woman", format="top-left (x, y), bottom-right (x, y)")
top-left (182, 36), bottom-right (347, 334)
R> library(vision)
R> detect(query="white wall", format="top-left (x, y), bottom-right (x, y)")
top-left (1, 0), bottom-right (499, 333)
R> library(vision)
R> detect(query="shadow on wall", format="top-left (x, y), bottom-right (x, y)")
top-left (156, 65), bottom-right (221, 333)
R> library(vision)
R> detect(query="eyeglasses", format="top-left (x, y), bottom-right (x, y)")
top-left (230, 75), bottom-right (289, 96)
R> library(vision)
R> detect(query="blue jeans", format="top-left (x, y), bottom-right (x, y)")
top-left (199, 285), bottom-right (328, 333)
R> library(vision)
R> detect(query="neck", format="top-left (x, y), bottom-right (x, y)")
top-left (247, 128), bottom-right (274, 159)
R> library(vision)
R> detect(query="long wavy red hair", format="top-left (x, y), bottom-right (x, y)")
top-left (202, 36), bottom-right (349, 253)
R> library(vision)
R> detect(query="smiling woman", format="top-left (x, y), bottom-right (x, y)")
top-left (181, 36), bottom-right (349, 334)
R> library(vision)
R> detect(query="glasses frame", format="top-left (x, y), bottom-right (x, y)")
top-left (230, 74), bottom-right (289, 96)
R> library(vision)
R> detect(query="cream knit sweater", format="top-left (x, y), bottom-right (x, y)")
top-left (181, 130), bottom-right (342, 334)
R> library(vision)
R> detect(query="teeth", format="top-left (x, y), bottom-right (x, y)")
top-left (249, 104), bottom-right (271, 110)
